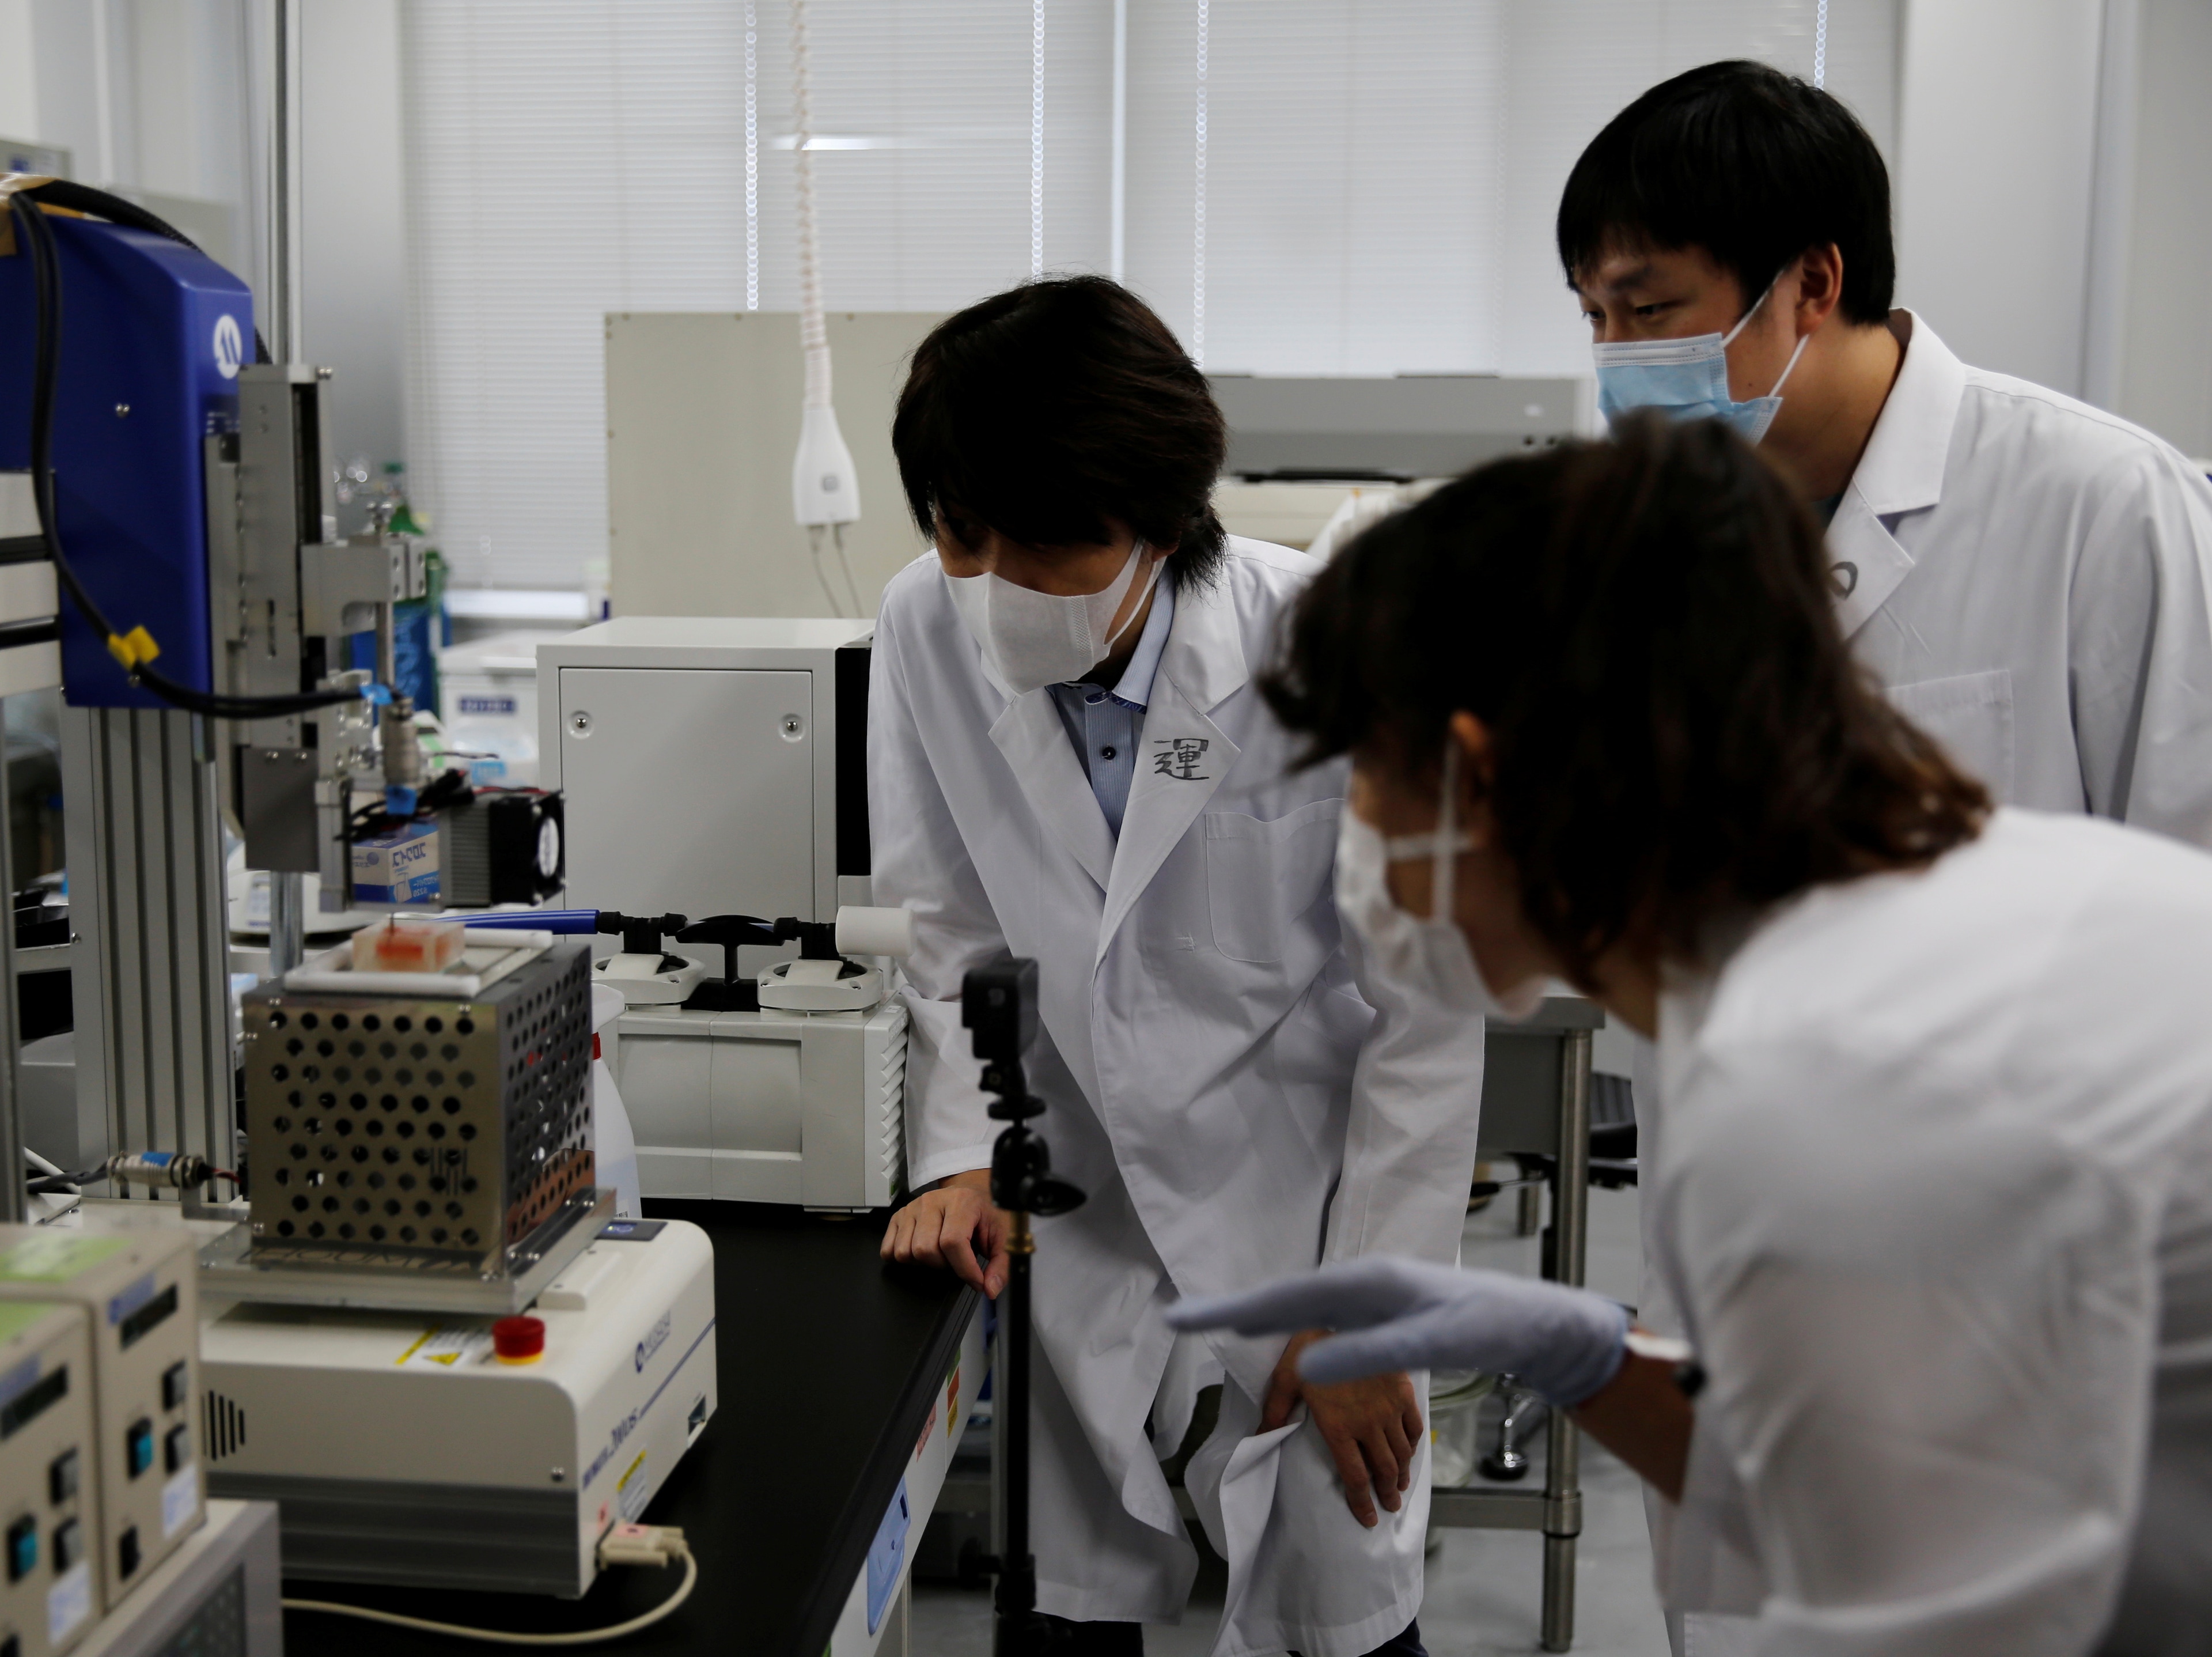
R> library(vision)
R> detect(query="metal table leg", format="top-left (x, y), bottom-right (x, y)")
top-left (1540, 1027), bottom-right (1593, 1652)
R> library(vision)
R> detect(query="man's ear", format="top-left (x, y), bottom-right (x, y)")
top-left (1793, 244), bottom-right (1846, 335)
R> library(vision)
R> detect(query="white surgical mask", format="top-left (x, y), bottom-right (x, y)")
top-left (1334, 742), bottom-right (1546, 1023)
top-left (944, 539), bottom-right (1160, 697)
top-left (1590, 270), bottom-right (1810, 445)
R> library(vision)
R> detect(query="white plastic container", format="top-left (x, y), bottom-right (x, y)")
top-left (438, 630), bottom-right (564, 787)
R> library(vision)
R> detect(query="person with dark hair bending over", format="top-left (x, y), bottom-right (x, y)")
top-left (870, 277), bottom-right (1486, 1657)
top-left (1172, 414), bottom-right (2212, 1657)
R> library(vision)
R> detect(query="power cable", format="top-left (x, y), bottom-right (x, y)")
top-left (284, 1539), bottom-right (696, 1646)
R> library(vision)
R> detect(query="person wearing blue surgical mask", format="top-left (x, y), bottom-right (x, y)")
top-left (1590, 267), bottom-right (1811, 444)
top-left (1560, 58), bottom-right (2212, 1657)
top-left (1560, 62), bottom-right (2212, 849)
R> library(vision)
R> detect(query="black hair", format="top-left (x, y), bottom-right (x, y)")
top-left (1558, 59), bottom-right (1896, 326)
top-left (1261, 415), bottom-right (1985, 983)
top-left (893, 276), bottom-right (1228, 590)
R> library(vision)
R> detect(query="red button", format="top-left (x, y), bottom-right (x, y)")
top-left (493, 1316), bottom-right (546, 1363)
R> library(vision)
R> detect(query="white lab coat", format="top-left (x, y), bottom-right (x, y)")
top-left (869, 538), bottom-right (1486, 1656)
top-left (1647, 809), bottom-right (2212, 1655)
top-left (1643, 315), bottom-right (2212, 1656)
top-left (1828, 312), bottom-right (2212, 841)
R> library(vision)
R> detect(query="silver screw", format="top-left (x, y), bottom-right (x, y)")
top-left (569, 712), bottom-right (592, 735)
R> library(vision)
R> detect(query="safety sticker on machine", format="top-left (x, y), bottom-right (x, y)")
top-left (396, 1323), bottom-right (494, 1369)
top-left (616, 1451), bottom-right (652, 1523)
top-left (47, 1561), bottom-right (91, 1643)
top-left (161, 1466), bottom-right (198, 1538)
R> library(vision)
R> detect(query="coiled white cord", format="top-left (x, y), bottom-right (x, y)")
top-left (283, 1527), bottom-right (695, 1646)
top-left (791, 0), bottom-right (830, 413)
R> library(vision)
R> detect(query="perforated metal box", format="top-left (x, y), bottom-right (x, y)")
top-left (238, 942), bottom-right (596, 1275)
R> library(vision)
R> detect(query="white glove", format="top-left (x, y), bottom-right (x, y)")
top-left (1166, 1257), bottom-right (1630, 1407)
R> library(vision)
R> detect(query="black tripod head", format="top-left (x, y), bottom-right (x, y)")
top-left (963, 959), bottom-right (1084, 1220)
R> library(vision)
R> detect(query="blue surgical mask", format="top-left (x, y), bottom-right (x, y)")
top-left (1591, 273), bottom-right (1809, 444)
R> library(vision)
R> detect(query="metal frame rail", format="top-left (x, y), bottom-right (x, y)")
top-left (1428, 994), bottom-right (1601, 1652)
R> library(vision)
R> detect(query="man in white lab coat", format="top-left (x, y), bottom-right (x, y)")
top-left (1557, 59), bottom-right (2212, 1655)
top-left (1564, 59), bottom-right (2212, 840)
top-left (870, 277), bottom-right (1486, 1657)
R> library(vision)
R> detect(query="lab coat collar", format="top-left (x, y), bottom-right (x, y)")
top-left (1153, 563), bottom-right (1251, 716)
top-left (1099, 575), bottom-right (1176, 710)
top-left (1847, 310), bottom-right (1964, 517)
top-left (1822, 311), bottom-right (1964, 637)
top-left (1092, 573), bottom-right (1249, 963)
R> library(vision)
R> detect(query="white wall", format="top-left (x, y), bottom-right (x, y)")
top-left (2115, 0), bottom-right (2212, 458)
top-left (1894, 0), bottom-right (2107, 396)
top-left (300, 0), bottom-right (409, 530)
top-left (0, 0), bottom-right (37, 140)
top-left (14, 1), bottom-right (409, 528)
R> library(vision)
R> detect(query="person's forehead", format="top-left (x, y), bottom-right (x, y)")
top-left (1572, 240), bottom-right (1726, 298)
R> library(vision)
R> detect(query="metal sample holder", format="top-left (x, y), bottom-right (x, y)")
top-left (214, 933), bottom-right (606, 1314)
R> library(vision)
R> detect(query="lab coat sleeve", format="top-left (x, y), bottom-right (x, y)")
top-left (2069, 448), bottom-right (2212, 848)
top-left (868, 598), bottom-right (1006, 1188)
top-left (1669, 1053), bottom-right (2155, 1656)
top-left (1317, 917), bottom-right (1487, 1267)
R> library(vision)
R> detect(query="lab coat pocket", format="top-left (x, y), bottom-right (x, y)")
top-left (1204, 799), bottom-right (1342, 964)
top-left (1885, 669), bottom-right (2015, 800)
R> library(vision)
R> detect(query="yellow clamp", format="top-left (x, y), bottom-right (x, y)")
top-left (105, 627), bottom-right (161, 671)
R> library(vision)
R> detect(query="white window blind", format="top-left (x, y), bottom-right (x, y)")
top-left (401, 0), bottom-right (1102, 587)
top-left (402, 0), bottom-right (1895, 588)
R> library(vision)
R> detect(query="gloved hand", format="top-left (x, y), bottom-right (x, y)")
top-left (1167, 1257), bottom-right (1631, 1408)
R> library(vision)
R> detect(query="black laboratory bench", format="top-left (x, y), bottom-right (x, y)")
top-left (279, 1198), bottom-right (980, 1657)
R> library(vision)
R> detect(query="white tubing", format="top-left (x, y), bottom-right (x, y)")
top-left (791, 0), bottom-right (830, 410)
top-left (835, 905), bottom-right (915, 960)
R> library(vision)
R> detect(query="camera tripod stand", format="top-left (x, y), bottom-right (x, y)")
top-left (961, 959), bottom-right (1086, 1657)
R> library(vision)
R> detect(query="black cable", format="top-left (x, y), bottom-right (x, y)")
top-left (10, 196), bottom-right (366, 718)
top-left (22, 180), bottom-right (272, 364)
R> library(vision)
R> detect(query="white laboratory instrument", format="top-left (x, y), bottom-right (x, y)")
top-left (0, 1227), bottom-right (204, 1618)
top-left (539, 617), bottom-right (874, 940)
top-left (541, 619), bottom-right (911, 1209)
top-left (200, 1218), bottom-right (715, 1598)
top-left (194, 929), bottom-right (718, 1598)
top-left (70, 1500), bottom-right (279, 1657)
top-left (615, 999), bottom-right (908, 1210)
top-left (600, 907), bottom-right (912, 1209)
top-left (0, 1301), bottom-right (99, 1655)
